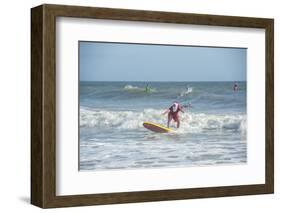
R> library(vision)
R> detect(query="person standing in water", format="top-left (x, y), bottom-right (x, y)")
top-left (163, 102), bottom-right (184, 128)
top-left (145, 84), bottom-right (150, 93)
top-left (233, 83), bottom-right (239, 91)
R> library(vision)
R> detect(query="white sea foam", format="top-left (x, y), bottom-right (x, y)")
top-left (80, 108), bottom-right (246, 133)
top-left (124, 84), bottom-right (141, 90)
top-left (123, 84), bottom-right (156, 93)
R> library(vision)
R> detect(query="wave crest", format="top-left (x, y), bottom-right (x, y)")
top-left (124, 84), bottom-right (141, 90)
top-left (80, 108), bottom-right (246, 133)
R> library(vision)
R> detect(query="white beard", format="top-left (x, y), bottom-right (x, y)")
top-left (172, 103), bottom-right (178, 112)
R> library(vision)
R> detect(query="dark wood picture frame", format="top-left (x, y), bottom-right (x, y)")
top-left (31, 4), bottom-right (274, 208)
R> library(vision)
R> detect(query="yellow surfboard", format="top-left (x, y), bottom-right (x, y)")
top-left (143, 122), bottom-right (175, 133)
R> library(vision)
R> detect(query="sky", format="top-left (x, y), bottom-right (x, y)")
top-left (79, 41), bottom-right (246, 82)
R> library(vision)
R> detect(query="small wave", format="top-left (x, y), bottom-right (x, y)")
top-left (124, 85), bottom-right (141, 90)
top-left (124, 84), bottom-right (156, 93)
top-left (80, 108), bottom-right (246, 133)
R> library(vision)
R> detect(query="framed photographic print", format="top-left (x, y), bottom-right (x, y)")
top-left (31, 4), bottom-right (274, 208)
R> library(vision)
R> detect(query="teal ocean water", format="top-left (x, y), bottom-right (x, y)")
top-left (79, 81), bottom-right (247, 171)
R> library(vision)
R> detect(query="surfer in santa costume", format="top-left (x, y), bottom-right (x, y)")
top-left (162, 102), bottom-right (184, 128)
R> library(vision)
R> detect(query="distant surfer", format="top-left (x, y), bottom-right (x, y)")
top-left (145, 84), bottom-right (150, 93)
top-left (163, 102), bottom-right (184, 128)
top-left (233, 83), bottom-right (239, 91)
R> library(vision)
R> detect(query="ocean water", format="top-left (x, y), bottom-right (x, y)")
top-left (79, 81), bottom-right (247, 171)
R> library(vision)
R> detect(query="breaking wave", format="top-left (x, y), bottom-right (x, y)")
top-left (124, 85), bottom-right (141, 90)
top-left (80, 108), bottom-right (246, 133)
top-left (123, 84), bottom-right (156, 92)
